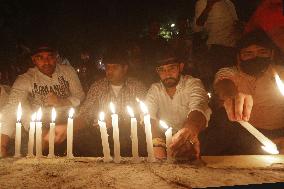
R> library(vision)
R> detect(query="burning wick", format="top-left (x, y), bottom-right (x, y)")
top-left (274, 73), bottom-right (284, 96)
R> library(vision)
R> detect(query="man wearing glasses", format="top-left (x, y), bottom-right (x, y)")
top-left (0, 44), bottom-right (85, 157)
top-left (145, 47), bottom-right (211, 160)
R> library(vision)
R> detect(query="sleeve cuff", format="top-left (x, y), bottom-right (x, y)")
top-left (187, 107), bottom-right (212, 128)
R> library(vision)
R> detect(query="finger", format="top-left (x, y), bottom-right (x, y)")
top-left (170, 134), bottom-right (186, 153)
top-left (172, 144), bottom-right (190, 158)
top-left (243, 95), bottom-right (253, 121)
top-left (193, 140), bottom-right (201, 159)
top-left (234, 94), bottom-right (245, 121)
top-left (224, 98), bottom-right (235, 121)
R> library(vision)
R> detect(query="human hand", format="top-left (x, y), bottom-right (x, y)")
top-left (169, 127), bottom-right (200, 160)
top-left (223, 92), bottom-right (253, 121)
top-left (44, 92), bottom-right (61, 107)
top-left (206, 0), bottom-right (221, 9)
top-left (154, 147), bottom-right (167, 160)
top-left (43, 124), bottom-right (67, 147)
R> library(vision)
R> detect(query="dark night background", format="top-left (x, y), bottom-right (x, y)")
top-left (0, 0), bottom-right (261, 68)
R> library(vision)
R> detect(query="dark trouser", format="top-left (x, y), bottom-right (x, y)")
top-left (199, 108), bottom-right (284, 155)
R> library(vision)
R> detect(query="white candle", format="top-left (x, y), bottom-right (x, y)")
top-left (98, 112), bottom-right (112, 162)
top-left (238, 121), bottom-right (279, 154)
top-left (110, 102), bottom-right (121, 163)
top-left (67, 108), bottom-right (74, 158)
top-left (48, 108), bottom-right (56, 158)
top-left (27, 113), bottom-right (36, 157)
top-left (36, 108), bottom-right (43, 157)
top-left (160, 120), bottom-right (173, 162)
top-left (127, 106), bottom-right (140, 162)
top-left (14, 102), bottom-right (22, 157)
top-left (139, 101), bottom-right (155, 162)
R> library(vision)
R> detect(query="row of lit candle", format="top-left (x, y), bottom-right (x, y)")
top-left (6, 100), bottom-right (173, 162)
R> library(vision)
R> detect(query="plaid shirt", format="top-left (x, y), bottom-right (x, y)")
top-left (79, 77), bottom-right (147, 126)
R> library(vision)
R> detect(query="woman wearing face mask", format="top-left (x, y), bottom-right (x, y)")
top-left (199, 30), bottom-right (284, 155)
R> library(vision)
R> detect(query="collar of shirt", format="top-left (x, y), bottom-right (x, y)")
top-left (35, 64), bottom-right (59, 80)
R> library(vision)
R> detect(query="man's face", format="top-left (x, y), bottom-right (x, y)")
top-left (238, 44), bottom-right (273, 62)
top-left (156, 63), bottom-right (184, 88)
top-left (105, 64), bottom-right (128, 85)
top-left (32, 51), bottom-right (57, 77)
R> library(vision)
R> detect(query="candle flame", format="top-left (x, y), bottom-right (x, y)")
top-left (261, 143), bottom-right (279, 155)
top-left (159, 120), bottom-right (169, 129)
top-left (51, 107), bottom-right (56, 122)
top-left (139, 101), bottom-right (148, 114)
top-left (36, 107), bottom-right (42, 121)
top-left (31, 112), bottom-right (36, 122)
top-left (68, 108), bottom-right (75, 118)
top-left (136, 97), bottom-right (140, 103)
top-left (274, 73), bottom-right (284, 96)
top-left (127, 106), bottom-right (134, 118)
top-left (16, 102), bottom-right (22, 122)
top-left (99, 112), bottom-right (105, 121)
top-left (109, 102), bottom-right (116, 114)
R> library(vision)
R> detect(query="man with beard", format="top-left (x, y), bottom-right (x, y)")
top-left (145, 47), bottom-right (211, 160)
top-left (200, 30), bottom-right (284, 155)
top-left (0, 44), bottom-right (85, 157)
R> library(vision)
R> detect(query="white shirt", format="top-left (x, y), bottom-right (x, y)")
top-left (1, 64), bottom-right (85, 137)
top-left (0, 85), bottom-right (9, 109)
top-left (215, 65), bottom-right (284, 130)
top-left (146, 75), bottom-right (211, 131)
top-left (111, 85), bottom-right (123, 97)
top-left (193, 0), bottom-right (238, 47)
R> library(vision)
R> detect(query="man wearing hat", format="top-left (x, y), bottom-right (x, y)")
top-left (145, 47), bottom-right (211, 160)
top-left (200, 30), bottom-right (284, 155)
top-left (70, 46), bottom-right (148, 157)
top-left (0, 44), bottom-right (85, 157)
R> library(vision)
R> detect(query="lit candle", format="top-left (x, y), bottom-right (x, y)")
top-left (127, 106), bottom-right (140, 162)
top-left (36, 107), bottom-right (43, 157)
top-left (98, 112), bottom-right (112, 162)
top-left (274, 73), bottom-right (284, 96)
top-left (14, 102), bottom-right (22, 157)
top-left (139, 101), bottom-right (155, 162)
top-left (27, 113), bottom-right (36, 157)
top-left (48, 108), bottom-right (56, 158)
top-left (67, 108), bottom-right (74, 158)
top-left (160, 120), bottom-right (173, 162)
top-left (110, 102), bottom-right (121, 163)
top-left (238, 121), bottom-right (279, 154)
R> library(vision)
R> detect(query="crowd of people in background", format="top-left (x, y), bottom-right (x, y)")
top-left (0, 0), bottom-right (284, 158)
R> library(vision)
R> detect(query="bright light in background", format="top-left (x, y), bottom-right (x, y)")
top-left (171, 23), bottom-right (175, 27)
top-left (76, 69), bottom-right (80, 73)
top-left (274, 73), bottom-right (284, 96)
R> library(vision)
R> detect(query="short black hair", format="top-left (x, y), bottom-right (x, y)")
top-left (236, 30), bottom-right (277, 52)
top-left (103, 45), bottom-right (129, 65)
top-left (154, 45), bottom-right (178, 67)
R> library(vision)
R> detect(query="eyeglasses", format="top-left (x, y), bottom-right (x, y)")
top-left (156, 64), bottom-right (179, 74)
